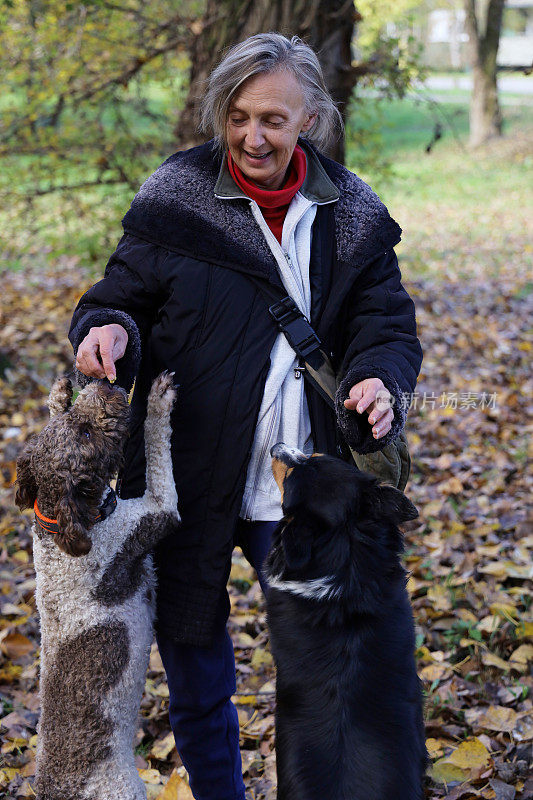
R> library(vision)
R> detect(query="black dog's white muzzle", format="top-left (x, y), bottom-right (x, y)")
top-left (270, 442), bottom-right (308, 466)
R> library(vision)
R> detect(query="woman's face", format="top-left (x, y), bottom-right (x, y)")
top-left (226, 70), bottom-right (316, 191)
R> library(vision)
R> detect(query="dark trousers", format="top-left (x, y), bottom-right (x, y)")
top-left (156, 518), bottom-right (277, 800)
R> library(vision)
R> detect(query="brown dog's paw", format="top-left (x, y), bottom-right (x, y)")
top-left (47, 377), bottom-right (73, 418)
top-left (147, 371), bottom-right (177, 415)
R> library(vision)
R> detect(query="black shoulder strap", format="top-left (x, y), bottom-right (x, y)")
top-left (246, 275), bottom-right (336, 410)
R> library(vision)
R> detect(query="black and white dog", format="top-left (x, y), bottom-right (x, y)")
top-left (266, 443), bottom-right (428, 800)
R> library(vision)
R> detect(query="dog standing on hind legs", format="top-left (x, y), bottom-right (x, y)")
top-left (267, 443), bottom-right (428, 800)
top-left (15, 372), bottom-right (180, 800)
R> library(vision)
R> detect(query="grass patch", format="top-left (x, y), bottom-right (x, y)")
top-left (346, 95), bottom-right (533, 283)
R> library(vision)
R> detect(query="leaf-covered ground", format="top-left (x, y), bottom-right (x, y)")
top-left (1, 145), bottom-right (532, 799)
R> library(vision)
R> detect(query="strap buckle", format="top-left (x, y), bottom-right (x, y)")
top-left (268, 297), bottom-right (322, 362)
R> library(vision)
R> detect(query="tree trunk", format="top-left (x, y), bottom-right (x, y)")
top-left (175, 0), bottom-right (361, 163)
top-left (464, 0), bottom-right (506, 148)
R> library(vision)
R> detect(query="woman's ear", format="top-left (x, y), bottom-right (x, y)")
top-left (54, 483), bottom-right (92, 556)
top-left (48, 376), bottom-right (73, 418)
top-left (301, 112), bottom-right (317, 133)
top-left (15, 442), bottom-right (38, 510)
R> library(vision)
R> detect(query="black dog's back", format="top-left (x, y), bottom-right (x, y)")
top-left (266, 450), bottom-right (428, 800)
top-left (269, 589), bottom-right (426, 800)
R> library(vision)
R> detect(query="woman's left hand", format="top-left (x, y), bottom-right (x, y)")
top-left (344, 378), bottom-right (394, 440)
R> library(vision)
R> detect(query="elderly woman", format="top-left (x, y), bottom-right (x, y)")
top-left (70, 32), bottom-right (422, 800)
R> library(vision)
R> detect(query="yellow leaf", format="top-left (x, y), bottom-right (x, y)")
top-left (0, 767), bottom-right (18, 786)
top-left (439, 477), bottom-right (463, 494)
top-left (447, 737), bottom-right (491, 770)
top-left (1, 737), bottom-right (28, 754)
top-left (425, 738), bottom-right (445, 759)
top-left (478, 562), bottom-right (509, 578)
top-left (509, 644), bottom-right (533, 669)
top-left (481, 651), bottom-right (511, 671)
top-left (427, 584), bottom-right (452, 612)
top-left (233, 632), bottom-right (256, 648)
top-left (12, 550), bottom-right (29, 564)
top-left (155, 769), bottom-right (194, 799)
top-left (478, 705), bottom-right (517, 733)
top-left (232, 694), bottom-right (257, 705)
top-left (515, 621), bottom-right (533, 639)
top-left (0, 664), bottom-right (23, 683)
top-left (251, 648), bottom-right (273, 669)
top-left (138, 768), bottom-right (163, 785)
top-left (430, 759), bottom-right (467, 784)
top-left (489, 602), bottom-right (519, 619)
top-left (150, 731), bottom-right (175, 761)
top-left (419, 663), bottom-right (452, 683)
top-left (477, 616), bottom-right (501, 634)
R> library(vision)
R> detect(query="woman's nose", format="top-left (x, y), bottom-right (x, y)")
top-left (244, 120), bottom-right (265, 149)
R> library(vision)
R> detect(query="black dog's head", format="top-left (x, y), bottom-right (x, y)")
top-left (267, 443), bottom-right (418, 612)
top-left (15, 378), bottom-right (130, 557)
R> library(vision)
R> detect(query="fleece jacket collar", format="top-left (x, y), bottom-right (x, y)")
top-left (214, 139), bottom-right (340, 205)
top-left (121, 138), bottom-right (401, 284)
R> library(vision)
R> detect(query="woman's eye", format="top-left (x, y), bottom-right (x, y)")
top-left (230, 118), bottom-right (245, 125)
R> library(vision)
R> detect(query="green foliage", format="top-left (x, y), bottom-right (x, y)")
top-left (0, 0), bottom-right (197, 261)
top-left (355, 0), bottom-right (427, 98)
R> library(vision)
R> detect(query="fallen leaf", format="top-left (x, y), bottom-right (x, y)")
top-left (0, 632), bottom-right (34, 659)
top-left (466, 706), bottom-right (518, 733)
top-left (155, 769), bottom-right (194, 799)
top-left (488, 777), bottom-right (516, 800)
top-left (481, 651), bottom-right (511, 671)
top-left (446, 737), bottom-right (491, 771)
top-left (150, 731), bottom-right (176, 761)
top-left (251, 648), bottom-right (273, 670)
top-left (138, 768), bottom-right (163, 785)
top-left (430, 759), bottom-right (467, 784)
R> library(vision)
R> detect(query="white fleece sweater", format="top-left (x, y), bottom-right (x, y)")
top-left (239, 192), bottom-right (318, 521)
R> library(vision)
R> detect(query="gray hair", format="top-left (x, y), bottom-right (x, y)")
top-left (199, 32), bottom-right (343, 152)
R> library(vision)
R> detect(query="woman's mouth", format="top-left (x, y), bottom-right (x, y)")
top-left (243, 150), bottom-right (272, 162)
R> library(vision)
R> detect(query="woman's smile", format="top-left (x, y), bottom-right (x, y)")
top-left (243, 149), bottom-right (273, 162)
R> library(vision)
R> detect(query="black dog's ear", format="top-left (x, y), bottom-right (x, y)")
top-left (361, 484), bottom-right (419, 524)
top-left (281, 519), bottom-right (312, 570)
top-left (15, 442), bottom-right (38, 510)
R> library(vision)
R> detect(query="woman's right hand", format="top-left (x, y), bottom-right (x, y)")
top-left (75, 324), bottom-right (128, 382)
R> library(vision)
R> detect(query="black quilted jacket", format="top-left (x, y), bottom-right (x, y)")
top-left (69, 138), bottom-right (423, 646)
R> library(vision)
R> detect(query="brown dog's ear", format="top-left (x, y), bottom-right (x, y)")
top-left (54, 486), bottom-right (92, 556)
top-left (48, 377), bottom-right (73, 418)
top-left (15, 442), bottom-right (38, 510)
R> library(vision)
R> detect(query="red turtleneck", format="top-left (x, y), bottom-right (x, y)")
top-left (227, 145), bottom-right (307, 244)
